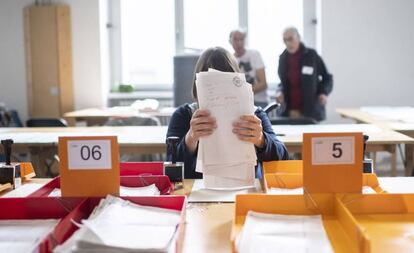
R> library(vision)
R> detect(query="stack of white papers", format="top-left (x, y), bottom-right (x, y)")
top-left (0, 219), bottom-right (59, 253)
top-left (267, 186), bottom-right (376, 195)
top-left (48, 184), bottom-right (160, 197)
top-left (195, 69), bottom-right (257, 189)
top-left (54, 195), bottom-right (181, 253)
top-left (188, 179), bottom-right (261, 203)
top-left (236, 211), bottom-right (333, 253)
top-left (268, 187), bottom-right (304, 195)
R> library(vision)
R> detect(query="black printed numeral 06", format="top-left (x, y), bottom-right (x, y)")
top-left (80, 145), bottom-right (102, 161)
top-left (332, 142), bottom-right (343, 158)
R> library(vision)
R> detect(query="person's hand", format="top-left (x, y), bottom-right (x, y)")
top-left (232, 115), bottom-right (265, 148)
top-left (185, 109), bottom-right (217, 153)
top-left (276, 91), bottom-right (285, 104)
top-left (319, 94), bottom-right (328, 105)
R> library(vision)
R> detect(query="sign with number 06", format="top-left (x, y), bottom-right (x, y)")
top-left (67, 140), bottom-right (112, 170)
top-left (58, 136), bottom-right (120, 197)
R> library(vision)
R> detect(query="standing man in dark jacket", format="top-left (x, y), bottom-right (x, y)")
top-left (277, 27), bottom-right (333, 121)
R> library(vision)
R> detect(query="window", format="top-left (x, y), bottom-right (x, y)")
top-left (183, 0), bottom-right (238, 52)
top-left (119, 0), bottom-right (175, 86)
top-left (109, 0), bottom-right (306, 89)
top-left (248, 0), bottom-right (303, 84)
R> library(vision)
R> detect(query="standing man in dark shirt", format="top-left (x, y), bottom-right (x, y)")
top-left (277, 27), bottom-right (333, 121)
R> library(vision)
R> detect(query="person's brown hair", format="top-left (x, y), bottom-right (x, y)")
top-left (192, 47), bottom-right (240, 100)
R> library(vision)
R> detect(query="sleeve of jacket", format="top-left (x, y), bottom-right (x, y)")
top-left (277, 55), bottom-right (286, 93)
top-left (166, 106), bottom-right (200, 178)
top-left (316, 54), bottom-right (333, 95)
top-left (255, 107), bottom-right (290, 161)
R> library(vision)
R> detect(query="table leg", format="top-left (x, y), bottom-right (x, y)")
top-left (390, 145), bottom-right (397, 177)
top-left (405, 144), bottom-right (414, 176)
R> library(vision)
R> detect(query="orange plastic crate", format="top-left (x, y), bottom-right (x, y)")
top-left (262, 160), bottom-right (385, 194)
top-left (232, 193), bottom-right (414, 252)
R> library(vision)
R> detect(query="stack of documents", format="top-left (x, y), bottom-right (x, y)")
top-left (236, 211), bottom-right (333, 253)
top-left (0, 219), bottom-right (59, 253)
top-left (48, 184), bottom-right (160, 197)
top-left (54, 195), bottom-right (181, 253)
top-left (195, 69), bottom-right (257, 189)
top-left (267, 186), bottom-right (376, 195)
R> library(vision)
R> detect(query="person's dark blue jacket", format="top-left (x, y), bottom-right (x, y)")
top-left (166, 103), bottom-right (289, 179)
top-left (278, 43), bottom-right (333, 121)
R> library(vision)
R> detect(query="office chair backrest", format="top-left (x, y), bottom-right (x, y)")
top-left (26, 118), bottom-right (68, 127)
top-left (263, 102), bottom-right (317, 125)
top-left (173, 54), bottom-right (200, 107)
top-left (269, 117), bottom-right (317, 125)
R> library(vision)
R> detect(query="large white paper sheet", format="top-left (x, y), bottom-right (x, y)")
top-left (47, 184), bottom-right (160, 197)
top-left (236, 211), bottom-right (333, 253)
top-left (267, 186), bottom-right (376, 195)
top-left (1, 184), bottom-right (44, 198)
top-left (361, 106), bottom-right (414, 123)
top-left (187, 179), bottom-right (261, 203)
top-left (0, 219), bottom-right (59, 253)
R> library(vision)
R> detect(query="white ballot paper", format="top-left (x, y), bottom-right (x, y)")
top-left (0, 219), bottom-right (59, 253)
top-left (195, 69), bottom-right (257, 189)
top-left (236, 211), bottom-right (333, 253)
top-left (48, 184), bottom-right (160, 197)
top-left (267, 186), bottom-right (376, 195)
top-left (53, 195), bottom-right (181, 253)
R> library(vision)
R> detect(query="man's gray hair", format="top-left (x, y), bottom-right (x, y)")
top-left (283, 26), bottom-right (301, 38)
top-left (229, 27), bottom-right (248, 40)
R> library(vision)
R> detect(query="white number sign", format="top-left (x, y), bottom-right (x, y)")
top-left (67, 140), bottom-right (112, 170)
top-left (311, 136), bottom-right (355, 165)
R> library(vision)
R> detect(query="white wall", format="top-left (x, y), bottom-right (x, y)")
top-left (0, 0), bottom-right (31, 121)
top-left (320, 0), bottom-right (414, 123)
top-left (0, 0), bottom-right (107, 123)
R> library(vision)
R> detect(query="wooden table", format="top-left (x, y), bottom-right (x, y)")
top-left (64, 106), bottom-right (175, 126)
top-left (337, 107), bottom-right (414, 175)
top-left (274, 124), bottom-right (414, 176)
top-left (0, 126), bottom-right (168, 177)
top-left (2, 177), bottom-right (414, 252)
top-left (1, 124), bottom-right (412, 176)
top-left (336, 107), bottom-right (414, 136)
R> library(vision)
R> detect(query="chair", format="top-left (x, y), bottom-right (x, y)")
top-left (264, 102), bottom-right (317, 125)
top-left (104, 116), bottom-right (161, 162)
top-left (0, 109), bottom-right (23, 127)
top-left (104, 116), bottom-right (160, 127)
top-left (26, 118), bottom-right (68, 127)
top-left (25, 118), bottom-right (67, 177)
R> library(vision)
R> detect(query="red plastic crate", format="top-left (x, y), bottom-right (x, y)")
top-left (0, 197), bottom-right (84, 253)
top-left (120, 162), bottom-right (164, 176)
top-left (54, 196), bottom-right (187, 253)
top-left (28, 175), bottom-right (174, 197)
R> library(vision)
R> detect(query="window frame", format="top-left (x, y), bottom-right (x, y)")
top-left (107, 0), bottom-right (314, 91)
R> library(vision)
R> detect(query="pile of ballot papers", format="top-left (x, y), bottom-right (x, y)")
top-left (267, 186), bottom-right (376, 195)
top-left (54, 195), bottom-right (181, 253)
top-left (48, 184), bottom-right (160, 197)
top-left (0, 219), bottom-right (59, 253)
top-left (195, 69), bottom-right (257, 189)
top-left (236, 211), bottom-right (333, 253)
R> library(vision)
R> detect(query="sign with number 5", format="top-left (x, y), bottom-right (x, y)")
top-left (303, 132), bottom-right (363, 193)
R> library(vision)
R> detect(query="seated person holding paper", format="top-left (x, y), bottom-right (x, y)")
top-left (166, 47), bottom-right (289, 179)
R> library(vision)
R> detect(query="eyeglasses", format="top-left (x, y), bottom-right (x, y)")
top-left (283, 36), bottom-right (295, 43)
